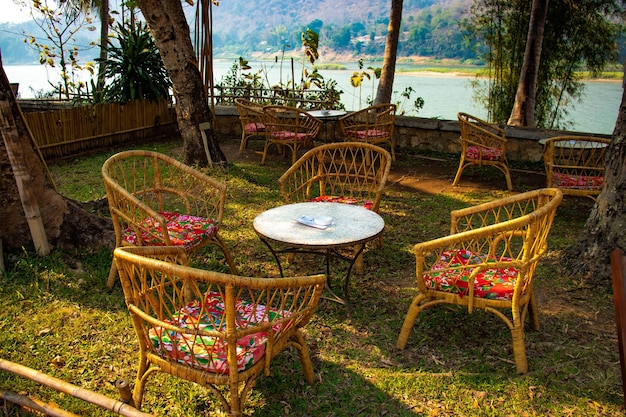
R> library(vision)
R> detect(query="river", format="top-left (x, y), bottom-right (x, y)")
top-left (4, 60), bottom-right (622, 135)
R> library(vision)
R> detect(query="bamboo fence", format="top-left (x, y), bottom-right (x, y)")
top-left (22, 99), bottom-right (175, 159)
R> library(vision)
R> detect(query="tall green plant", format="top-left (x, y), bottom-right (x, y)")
top-left (466, 0), bottom-right (622, 129)
top-left (99, 21), bottom-right (171, 103)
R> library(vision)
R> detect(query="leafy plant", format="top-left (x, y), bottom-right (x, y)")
top-left (99, 21), bottom-right (171, 103)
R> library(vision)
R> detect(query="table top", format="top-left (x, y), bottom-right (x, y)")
top-left (308, 110), bottom-right (347, 119)
top-left (538, 138), bottom-right (609, 149)
top-left (253, 202), bottom-right (384, 248)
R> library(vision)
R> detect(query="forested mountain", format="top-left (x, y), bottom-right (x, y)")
top-left (0, 0), bottom-right (477, 65)
top-left (209, 0), bottom-right (478, 61)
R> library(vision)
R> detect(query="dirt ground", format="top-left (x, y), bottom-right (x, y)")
top-left (219, 138), bottom-right (548, 194)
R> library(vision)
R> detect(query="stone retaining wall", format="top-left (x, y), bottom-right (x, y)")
top-left (213, 106), bottom-right (611, 163)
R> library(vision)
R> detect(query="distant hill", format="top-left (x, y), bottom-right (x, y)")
top-left (0, 0), bottom-right (477, 65)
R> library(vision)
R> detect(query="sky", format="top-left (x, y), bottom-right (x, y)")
top-left (2, 1), bottom-right (32, 24)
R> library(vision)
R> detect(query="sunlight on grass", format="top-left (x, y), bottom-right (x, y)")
top-left (1, 137), bottom-right (622, 416)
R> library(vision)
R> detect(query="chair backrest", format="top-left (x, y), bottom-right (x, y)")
top-left (457, 112), bottom-right (507, 150)
top-left (277, 142), bottom-right (392, 212)
top-left (102, 150), bottom-right (226, 247)
top-left (445, 188), bottom-right (562, 275)
top-left (262, 105), bottom-right (322, 137)
top-left (543, 135), bottom-right (611, 196)
top-left (234, 98), bottom-right (264, 126)
top-left (611, 249), bottom-right (626, 411)
top-left (113, 245), bottom-right (326, 378)
top-left (340, 103), bottom-right (396, 133)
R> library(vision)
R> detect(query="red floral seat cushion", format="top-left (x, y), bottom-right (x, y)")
top-left (345, 129), bottom-right (388, 140)
top-left (123, 211), bottom-right (218, 249)
top-left (552, 172), bottom-right (603, 190)
top-left (149, 291), bottom-right (292, 374)
top-left (271, 131), bottom-right (311, 141)
top-left (310, 195), bottom-right (374, 210)
top-left (423, 249), bottom-right (518, 301)
top-left (466, 145), bottom-right (503, 161)
top-left (244, 122), bottom-right (265, 133)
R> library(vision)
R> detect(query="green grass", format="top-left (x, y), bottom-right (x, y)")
top-left (0, 137), bottom-right (622, 416)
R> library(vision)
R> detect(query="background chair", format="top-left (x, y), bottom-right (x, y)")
top-left (114, 245), bottom-right (326, 416)
top-left (454, 112), bottom-right (513, 191)
top-left (278, 142), bottom-right (392, 273)
top-left (261, 105), bottom-right (322, 165)
top-left (102, 150), bottom-right (236, 289)
top-left (542, 135), bottom-right (611, 200)
top-left (396, 188), bottom-right (563, 374)
top-left (234, 98), bottom-right (265, 154)
top-left (338, 103), bottom-right (397, 161)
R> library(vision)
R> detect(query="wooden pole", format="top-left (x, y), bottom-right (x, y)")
top-left (0, 359), bottom-right (154, 417)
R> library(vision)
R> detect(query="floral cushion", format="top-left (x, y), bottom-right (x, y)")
top-left (422, 249), bottom-right (518, 301)
top-left (345, 129), bottom-right (388, 139)
top-left (310, 195), bottom-right (374, 210)
top-left (244, 122), bottom-right (265, 133)
top-left (149, 291), bottom-right (292, 374)
top-left (271, 131), bottom-right (310, 141)
top-left (466, 145), bottom-right (503, 161)
top-left (123, 211), bottom-right (218, 249)
top-left (552, 173), bottom-right (603, 190)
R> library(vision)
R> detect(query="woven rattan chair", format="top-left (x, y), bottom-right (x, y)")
top-left (234, 98), bottom-right (265, 154)
top-left (542, 135), bottom-right (611, 200)
top-left (278, 142), bottom-right (391, 273)
top-left (114, 245), bottom-right (326, 416)
top-left (397, 188), bottom-right (563, 374)
top-left (454, 112), bottom-right (513, 191)
top-left (102, 150), bottom-right (237, 289)
top-left (261, 105), bottom-right (322, 165)
top-left (338, 103), bottom-right (397, 161)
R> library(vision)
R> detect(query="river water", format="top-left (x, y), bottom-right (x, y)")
top-left (5, 60), bottom-right (622, 135)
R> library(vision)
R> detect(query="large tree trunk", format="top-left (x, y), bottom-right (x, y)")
top-left (96, 0), bottom-right (110, 92)
top-left (134, 0), bottom-right (227, 167)
top-left (508, 0), bottom-right (548, 127)
top-left (568, 73), bottom-right (626, 282)
top-left (374, 0), bottom-right (403, 105)
top-left (0, 59), bottom-right (114, 253)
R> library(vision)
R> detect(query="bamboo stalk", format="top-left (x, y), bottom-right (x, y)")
top-left (0, 100), bottom-right (51, 256)
top-left (0, 359), bottom-right (154, 417)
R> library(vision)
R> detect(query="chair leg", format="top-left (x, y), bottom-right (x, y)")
top-left (452, 158), bottom-right (466, 187)
top-left (396, 294), bottom-right (427, 349)
top-left (106, 260), bottom-right (118, 289)
top-left (238, 133), bottom-right (248, 154)
top-left (292, 330), bottom-right (316, 384)
top-left (504, 167), bottom-right (513, 191)
top-left (260, 141), bottom-right (270, 165)
top-left (213, 235), bottom-right (238, 275)
top-left (510, 325), bottom-right (529, 374)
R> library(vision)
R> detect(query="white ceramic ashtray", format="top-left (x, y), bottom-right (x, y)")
top-left (314, 216), bottom-right (332, 226)
top-left (321, 110), bottom-right (330, 115)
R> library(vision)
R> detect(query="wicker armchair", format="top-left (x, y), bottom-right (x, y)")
top-left (454, 112), bottom-right (513, 191)
top-left (102, 150), bottom-right (237, 289)
top-left (542, 135), bottom-right (611, 200)
top-left (397, 188), bottom-right (563, 374)
top-left (261, 105), bottom-right (322, 165)
top-left (113, 246), bottom-right (326, 416)
top-left (338, 103), bottom-right (397, 161)
top-left (234, 98), bottom-right (265, 154)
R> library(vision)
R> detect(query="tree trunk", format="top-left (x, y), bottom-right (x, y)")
top-left (507, 0), bottom-right (549, 127)
top-left (568, 72), bottom-right (626, 282)
top-left (134, 0), bottom-right (227, 167)
top-left (0, 59), bottom-right (114, 253)
top-left (96, 0), bottom-right (110, 92)
top-left (374, 0), bottom-right (403, 105)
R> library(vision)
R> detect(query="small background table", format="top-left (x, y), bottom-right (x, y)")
top-left (308, 110), bottom-right (347, 142)
top-left (538, 138), bottom-right (609, 149)
top-left (253, 202), bottom-right (384, 304)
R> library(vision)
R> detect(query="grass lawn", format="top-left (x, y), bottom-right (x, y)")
top-left (0, 136), bottom-right (622, 416)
